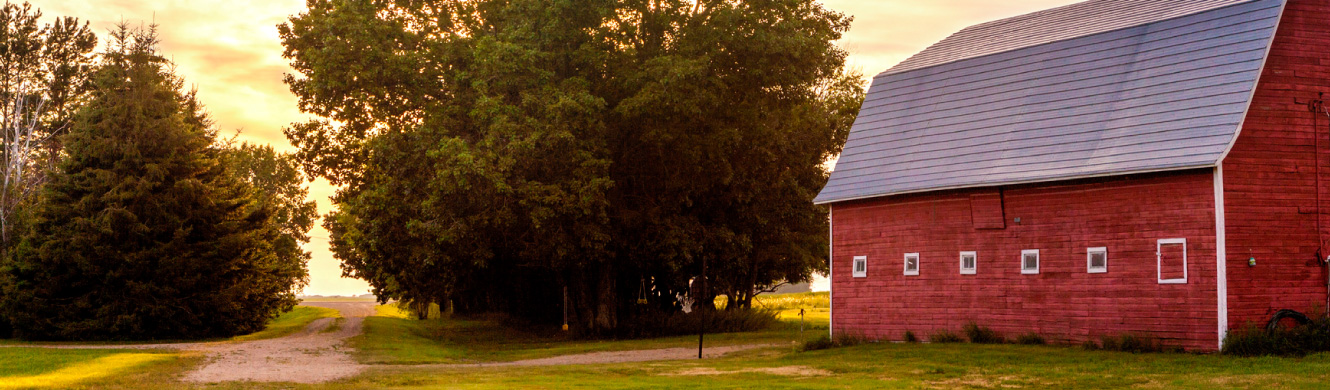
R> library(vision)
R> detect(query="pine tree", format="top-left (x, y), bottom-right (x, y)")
top-left (0, 25), bottom-right (304, 341)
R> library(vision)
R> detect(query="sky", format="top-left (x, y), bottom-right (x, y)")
top-left (26, 0), bottom-right (1083, 296)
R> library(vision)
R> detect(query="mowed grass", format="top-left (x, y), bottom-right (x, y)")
top-left (98, 342), bottom-right (1328, 390)
top-left (0, 305), bottom-right (336, 389)
top-left (232, 305), bottom-right (340, 342)
top-left (353, 303), bottom-right (821, 365)
top-left (0, 348), bottom-right (182, 389)
top-left (8, 292), bottom-right (1330, 389)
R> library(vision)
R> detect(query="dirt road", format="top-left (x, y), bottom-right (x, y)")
top-left (10, 302), bottom-right (777, 384)
top-left (182, 302), bottom-right (375, 384)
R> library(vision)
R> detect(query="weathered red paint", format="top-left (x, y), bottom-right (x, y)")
top-left (831, 170), bottom-right (1219, 351)
top-left (829, 0), bottom-right (1330, 352)
top-left (1223, 0), bottom-right (1330, 332)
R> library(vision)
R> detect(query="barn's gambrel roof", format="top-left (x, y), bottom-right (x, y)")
top-left (815, 0), bottom-right (1287, 205)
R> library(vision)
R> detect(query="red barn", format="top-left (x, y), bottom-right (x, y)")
top-left (817, 0), bottom-right (1330, 351)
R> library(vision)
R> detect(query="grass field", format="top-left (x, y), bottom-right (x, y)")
top-left (232, 305), bottom-right (340, 342)
top-left (0, 304), bottom-right (338, 389)
top-left (353, 304), bottom-right (818, 365)
top-left (6, 292), bottom-right (1330, 389)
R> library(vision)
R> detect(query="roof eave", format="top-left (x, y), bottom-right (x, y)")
top-left (814, 164), bottom-right (1219, 206)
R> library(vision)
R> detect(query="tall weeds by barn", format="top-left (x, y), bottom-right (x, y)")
top-left (1223, 316), bottom-right (1330, 356)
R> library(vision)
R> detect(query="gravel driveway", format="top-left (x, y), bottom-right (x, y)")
top-left (182, 301), bottom-right (375, 384)
top-left (10, 302), bottom-right (776, 384)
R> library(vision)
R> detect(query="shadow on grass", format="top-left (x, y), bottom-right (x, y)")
top-left (352, 305), bottom-right (822, 365)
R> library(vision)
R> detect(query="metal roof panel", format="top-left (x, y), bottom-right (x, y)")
top-left (815, 0), bottom-right (1285, 204)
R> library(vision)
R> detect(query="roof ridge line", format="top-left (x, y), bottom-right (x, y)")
top-left (874, 0), bottom-right (1259, 79)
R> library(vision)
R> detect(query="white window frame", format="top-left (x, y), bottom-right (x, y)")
top-left (959, 251), bottom-right (977, 275)
top-left (1021, 249), bottom-right (1040, 275)
top-left (852, 256), bottom-right (867, 278)
top-left (1157, 238), bottom-right (1188, 284)
top-left (903, 253), bottom-right (920, 276)
top-left (1087, 247), bottom-right (1108, 274)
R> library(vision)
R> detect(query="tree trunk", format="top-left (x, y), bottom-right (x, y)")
top-left (593, 261), bottom-right (617, 331)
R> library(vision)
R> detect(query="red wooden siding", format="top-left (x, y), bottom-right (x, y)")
top-left (970, 191), bottom-right (1006, 230)
top-left (1223, 0), bottom-right (1330, 331)
top-left (831, 170), bottom-right (1220, 351)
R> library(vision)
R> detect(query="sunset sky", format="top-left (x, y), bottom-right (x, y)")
top-left (27, 0), bottom-right (1083, 296)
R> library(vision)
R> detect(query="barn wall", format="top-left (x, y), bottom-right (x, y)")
top-left (1223, 0), bottom-right (1330, 331)
top-left (831, 170), bottom-right (1220, 351)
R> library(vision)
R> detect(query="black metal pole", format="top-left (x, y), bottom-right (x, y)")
top-left (698, 256), bottom-right (707, 359)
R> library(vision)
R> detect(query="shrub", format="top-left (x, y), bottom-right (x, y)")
top-left (801, 334), bottom-right (836, 351)
top-left (617, 308), bottom-right (778, 339)
top-left (396, 300), bottom-right (442, 320)
top-left (930, 330), bottom-right (964, 343)
top-left (1100, 334), bottom-right (1163, 353)
top-left (903, 331), bottom-right (919, 343)
top-left (963, 322), bottom-right (1005, 344)
top-left (1015, 333), bottom-right (1046, 345)
top-left (800, 332), bottom-right (871, 352)
top-left (1223, 316), bottom-right (1330, 357)
top-left (1080, 340), bottom-right (1100, 350)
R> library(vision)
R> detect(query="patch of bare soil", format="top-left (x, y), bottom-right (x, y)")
top-left (181, 302), bottom-right (375, 384)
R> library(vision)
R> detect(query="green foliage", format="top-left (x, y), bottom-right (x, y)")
top-left (1099, 334), bottom-right (1164, 354)
top-left (0, 25), bottom-right (305, 340)
top-left (0, 1), bottom-right (96, 259)
top-left (800, 331), bottom-right (870, 352)
top-left (1223, 319), bottom-right (1330, 356)
top-left (962, 322), bottom-right (1005, 344)
top-left (394, 300), bottom-right (443, 320)
top-left (903, 331), bottom-right (919, 343)
top-left (221, 141), bottom-right (315, 292)
top-left (930, 331), bottom-right (964, 344)
top-left (1015, 333), bottom-right (1047, 345)
top-left (280, 0), bottom-right (864, 331)
top-left (619, 309), bottom-right (778, 339)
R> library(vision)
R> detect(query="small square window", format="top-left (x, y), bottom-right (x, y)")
top-left (904, 253), bottom-right (920, 276)
top-left (1021, 250), bottom-right (1040, 274)
top-left (852, 256), bottom-right (867, 278)
top-left (1087, 247), bottom-right (1107, 274)
top-left (959, 251), bottom-right (977, 275)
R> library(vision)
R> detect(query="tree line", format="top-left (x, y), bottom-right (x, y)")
top-left (280, 0), bottom-right (863, 334)
top-left (0, 3), bottom-right (313, 340)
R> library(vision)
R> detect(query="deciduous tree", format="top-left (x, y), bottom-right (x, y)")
top-left (0, 1), bottom-right (96, 258)
top-left (281, 0), bottom-right (862, 332)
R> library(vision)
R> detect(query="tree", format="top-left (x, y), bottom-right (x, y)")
top-left (281, 0), bottom-right (862, 332)
top-left (223, 141), bottom-right (317, 290)
top-left (0, 25), bottom-right (305, 340)
top-left (0, 1), bottom-right (96, 258)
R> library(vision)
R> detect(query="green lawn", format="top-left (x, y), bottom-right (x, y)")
top-left (232, 305), bottom-right (340, 342)
top-left (0, 305), bottom-right (337, 389)
top-left (6, 293), bottom-right (1330, 389)
top-left (0, 348), bottom-right (182, 389)
top-left (353, 304), bottom-right (820, 365)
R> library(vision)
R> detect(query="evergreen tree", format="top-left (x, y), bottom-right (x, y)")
top-left (0, 25), bottom-right (303, 341)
